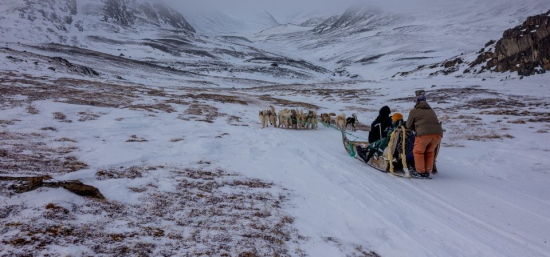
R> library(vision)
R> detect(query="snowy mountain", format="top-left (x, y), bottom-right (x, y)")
top-left (250, 0), bottom-right (550, 80)
top-left (1, 0), bottom-right (195, 45)
top-left (1, 0), bottom-right (550, 256)
top-left (313, 5), bottom-right (403, 34)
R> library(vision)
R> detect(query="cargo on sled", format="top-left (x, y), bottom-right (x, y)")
top-left (341, 126), bottom-right (440, 178)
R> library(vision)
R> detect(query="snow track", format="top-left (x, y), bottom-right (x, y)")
top-left (222, 125), bottom-right (550, 256)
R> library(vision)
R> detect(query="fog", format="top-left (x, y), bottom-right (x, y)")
top-left (164, 0), bottom-right (504, 15)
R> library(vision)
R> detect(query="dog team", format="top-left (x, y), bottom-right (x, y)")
top-left (260, 106), bottom-right (359, 131)
top-left (320, 113), bottom-right (358, 132)
top-left (259, 105), bottom-right (318, 129)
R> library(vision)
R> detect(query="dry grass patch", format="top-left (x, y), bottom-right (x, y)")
top-left (52, 112), bottom-right (68, 121)
top-left (465, 132), bottom-right (514, 141)
top-left (77, 111), bottom-right (102, 122)
top-left (455, 115), bottom-right (482, 120)
top-left (187, 93), bottom-right (248, 105)
top-left (181, 103), bottom-right (225, 123)
top-left (465, 98), bottom-right (526, 109)
top-left (96, 166), bottom-right (145, 180)
top-left (26, 105), bottom-right (39, 114)
top-left (508, 119), bottom-right (526, 124)
top-left (126, 135), bottom-right (148, 142)
top-left (0, 131), bottom-right (87, 175)
top-left (0, 120), bottom-right (16, 127)
top-left (129, 103), bottom-right (176, 113)
top-left (258, 95), bottom-right (319, 109)
top-left (322, 236), bottom-right (380, 257)
top-left (1, 167), bottom-right (305, 256)
top-left (55, 137), bottom-right (77, 143)
top-left (392, 87), bottom-right (497, 103)
top-left (442, 142), bottom-right (466, 147)
top-left (40, 127), bottom-right (57, 132)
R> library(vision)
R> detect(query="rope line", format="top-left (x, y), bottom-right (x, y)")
top-left (281, 117), bottom-right (369, 141)
top-left (319, 119), bottom-right (370, 141)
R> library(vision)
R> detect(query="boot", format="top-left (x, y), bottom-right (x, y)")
top-left (356, 146), bottom-right (367, 159)
top-left (356, 146), bottom-right (374, 163)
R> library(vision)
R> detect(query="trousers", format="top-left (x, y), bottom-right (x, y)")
top-left (413, 135), bottom-right (442, 173)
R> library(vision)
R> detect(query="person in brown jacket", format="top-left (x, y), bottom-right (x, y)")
top-left (406, 90), bottom-right (443, 177)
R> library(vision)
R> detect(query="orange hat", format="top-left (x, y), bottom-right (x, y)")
top-left (392, 113), bottom-right (403, 122)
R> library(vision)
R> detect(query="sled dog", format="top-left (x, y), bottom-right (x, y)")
top-left (290, 109), bottom-right (298, 129)
top-left (278, 108), bottom-right (292, 128)
top-left (346, 113), bottom-right (358, 132)
top-left (320, 113), bottom-right (330, 126)
top-left (259, 106), bottom-right (276, 129)
top-left (336, 113), bottom-right (346, 130)
top-left (306, 110), bottom-right (318, 129)
top-left (269, 105), bottom-right (277, 127)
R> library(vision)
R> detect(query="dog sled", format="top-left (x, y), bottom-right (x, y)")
top-left (341, 126), bottom-right (440, 178)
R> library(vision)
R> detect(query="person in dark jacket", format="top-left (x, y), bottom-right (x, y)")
top-left (406, 90), bottom-right (443, 177)
top-left (357, 113), bottom-right (404, 163)
top-left (368, 106), bottom-right (392, 143)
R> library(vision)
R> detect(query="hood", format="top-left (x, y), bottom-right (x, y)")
top-left (378, 106), bottom-right (391, 117)
top-left (415, 101), bottom-right (431, 109)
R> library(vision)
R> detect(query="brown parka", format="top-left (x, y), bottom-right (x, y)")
top-left (406, 101), bottom-right (444, 137)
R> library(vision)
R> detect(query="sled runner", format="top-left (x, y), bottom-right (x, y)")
top-left (342, 126), bottom-right (439, 178)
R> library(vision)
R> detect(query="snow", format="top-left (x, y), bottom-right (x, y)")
top-left (1, 0), bottom-right (550, 256)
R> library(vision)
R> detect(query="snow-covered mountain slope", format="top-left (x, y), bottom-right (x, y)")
top-left (0, 0), bottom-right (335, 84)
top-left (1, 0), bottom-right (550, 256)
top-left (1, 0), bottom-right (195, 45)
top-left (251, 0), bottom-right (550, 80)
top-left (1, 50), bottom-right (550, 256)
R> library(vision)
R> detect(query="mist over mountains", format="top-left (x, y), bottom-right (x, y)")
top-left (1, 0), bottom-right (549, 82)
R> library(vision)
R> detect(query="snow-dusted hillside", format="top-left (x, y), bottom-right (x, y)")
top-left (251, 0), bottom-right (550, 80)
top-left (1, 0), bottom-right (550, 256)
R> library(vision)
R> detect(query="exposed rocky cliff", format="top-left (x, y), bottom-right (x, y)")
top-left (394, 9), bottom-right (550, 78)
top-left (477, 9), bottom-right (550, 75)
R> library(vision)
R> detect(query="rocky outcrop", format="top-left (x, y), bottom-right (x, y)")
top-left (102, 0), bottom-right (195, 31)
top-left (0, 176), bottom-right (104, 199)
top-left (481, 10), bottom-right (550, 75)
top-left (395, 10), bottom-right (550, 78)
top-left (313, 5), bottom-right (401, 34)
top-left (51, 57), bottom-right (100, 76)
top-left (14, 0), bottom-right (195, 32)
top-left (102, 0), bottom-right (136, 27)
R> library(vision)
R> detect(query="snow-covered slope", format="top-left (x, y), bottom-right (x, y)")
top-left (253, 0), bottom-right (550, 80)
top-left (0, 0), bottom-right (195, 45)
top-left (1, 0), bottom-right (550, 256)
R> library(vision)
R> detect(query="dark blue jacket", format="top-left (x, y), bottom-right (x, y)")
top-left (368, 106), bottom-right (392, 143)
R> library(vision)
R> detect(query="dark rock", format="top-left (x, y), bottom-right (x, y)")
top-left (487, 10), bottom-right (550, 76)
top-left (443, 58), bottom-right (463, 68)
top-left (102, 0), bottom-right (136, 27)
top-left (0, 176), bottom-right (104, 199)
top-left (45, 181), bottom-right (105, 199)
top-left (101, 0), bottom-right (194, 32)
top-left (0, 176), bottom-right (46, 193)
top-left (485, 40), bottom-right (496, 47)
top-left (50, 57), bottom-right (99, 76)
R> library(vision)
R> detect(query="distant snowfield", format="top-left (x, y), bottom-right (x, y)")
top-left (1, 0), bottom-right (550, 256)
